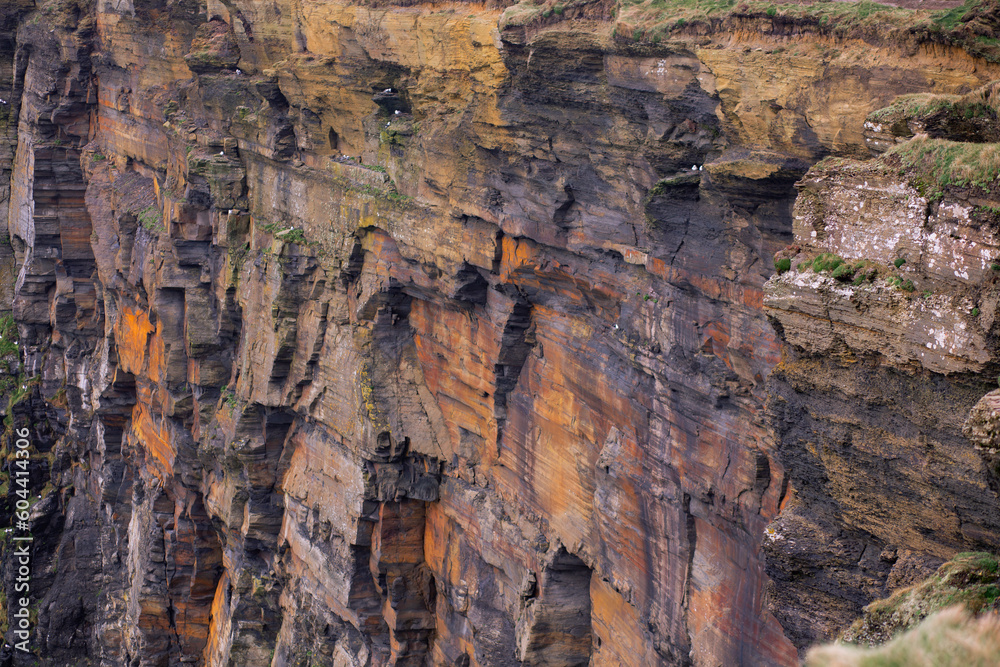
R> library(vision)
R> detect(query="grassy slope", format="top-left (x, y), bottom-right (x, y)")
top-left (805, 604), bottom-right (1000, 667)
top-left (804, 553), bottom-right (1000, 666)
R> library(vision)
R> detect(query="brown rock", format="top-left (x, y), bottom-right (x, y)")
top-left (6, 1), bottom-right (1000, 666)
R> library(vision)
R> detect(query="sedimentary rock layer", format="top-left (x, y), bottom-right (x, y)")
top-left (0, 0), bottom-right (997, 665)
top-left (764, 130), bottom-right (1000, 650)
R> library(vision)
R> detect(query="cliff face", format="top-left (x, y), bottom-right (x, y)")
top-left (763, 158), bottom-right (1000, 648)
top-left (0, 0), bottom-right (999, 665)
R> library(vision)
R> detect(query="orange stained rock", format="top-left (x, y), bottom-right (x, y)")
top-left (686, 516), bottom-right (799, 666)
top-left (591, 434), bottom-right (658, 595)
top-left (95, 10), bottom-right (197, 80)
top-left (19, 0), bottom-right (1000, 663)
top-left (114, 306), bottom-right (154, 375)
top-left (410, 299), bottom-right (499, 459)
top-left (701, 321), bottom-right (731, 356)
top-left (646, 255), bottom-right (761, 307)
top-left (95, 108), bottom-right (173, 173)
top-left (294, 3), bottom-right (507, 85)
top-left (148, 321), bottom-right (166, 384)
top-left (591, 576), bottom-right (659, 666)
top-left (278, 428), bottom-right (366, 542)
top-left (492, 307), bottom-right (641, 551)
top-left (203, 571), bottom-right (231, 666)
top-left (646, 256), bottom-right (781, 369)
top-left (660, 402), bottom-right (733, 489)
top-left (498, 234), bottom-right (539, 283)
top-left (423, 496), bottom-right (520, 667)
top-left (373, 501), bottom-right (426, 567)
top-left (276, 505), bottom-right (360, 625)
top-left (131, 402), bottom-right (175, 479)
top-left (422, 500), bottom-right (451, 580)
top-left (163, 514), bottom-right (221, 658)
top-left (696, 39), bottom-right (1000, 158)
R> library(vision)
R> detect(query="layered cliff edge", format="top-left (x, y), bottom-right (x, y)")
top-left (0, 0), bottom-right (998, 665)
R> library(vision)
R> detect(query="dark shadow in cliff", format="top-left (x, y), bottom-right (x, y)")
top-left (764, 352), bottom-right (1000, 652)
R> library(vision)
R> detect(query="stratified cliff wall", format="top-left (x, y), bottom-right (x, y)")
top-left (0, 0), bottom-right (998, 665)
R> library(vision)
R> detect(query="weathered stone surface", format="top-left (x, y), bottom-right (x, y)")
top-left (1, 1), bottom-right (999, 666)
top-left (963, 389), bottom-right (1000, 481)
top-left (763, 111), bottom-right (1000, 652)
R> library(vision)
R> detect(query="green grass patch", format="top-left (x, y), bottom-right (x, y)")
top-left (838, 551), bottom-right (1000, 649)
top-left (810, 252), bottom-right (844, 273)
top-left (887, 136), bottom-right (1000, 200)
top-left (220, 385), bottom-right (237, 409)
top-left (138, 205), bottom-right (163, 232)
top-left (830, 263), bottom-right (855, 282)
top-left (868, 77), bottom-right (1000, 129)
top-left (934, 0), bottom-right (974, 30)
top-left (2, 373), bottom-right (39, 432)
top-left (869, 94), bottom-right (956, 123)
top-left (500, 0), bottom-right (1000, 65)
top-left (806, 605), bottom-right (1000, 667)
top-left (0, 315), bottom-right (18, 359)
top-left (886, 276), bottom-right (915, 292)
top-left (261, 222), bottom-right (314, 246)
top-left (796, 255), bottom-right (883, 286)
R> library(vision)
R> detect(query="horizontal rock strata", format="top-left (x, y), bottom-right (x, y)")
top-left (0, 0), bottom-right (998, 665)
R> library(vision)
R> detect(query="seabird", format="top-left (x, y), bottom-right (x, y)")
top-left (691, 165), bottom-right (697, 170)
top-left (394, 110), bottom-right (401, 115)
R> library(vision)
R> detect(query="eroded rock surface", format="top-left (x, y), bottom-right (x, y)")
top-left (0, 0), bottom-right (998, 666)
top-left (763, 95), bottom-right (1000, 651)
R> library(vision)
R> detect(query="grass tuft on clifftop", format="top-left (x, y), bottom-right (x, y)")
top-left (887, 136), bottom-right (1000, 199)
top-left (501, 0), bottom-right (1000, 63)
top-left (866, 79), bottom-right (1000, 142)
top-left (805, 604), bottom-right (1000, 667)
top-left (838, 551), bottom-right (1000, 647)
top-left (616, 0), bottom-right (915, 42)
top-left (868, 92), bottom-right (960, 123)
top-left (0, 315), bottom-right (17, 360)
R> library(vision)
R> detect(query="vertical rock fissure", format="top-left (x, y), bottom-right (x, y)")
top-left (515, 548), bottom-right (594, 666)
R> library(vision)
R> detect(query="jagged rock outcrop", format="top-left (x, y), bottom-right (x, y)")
top-left (763, 87), bottom-right (1000, 651)
top-left (0, 0), bottom-right (998, 666)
